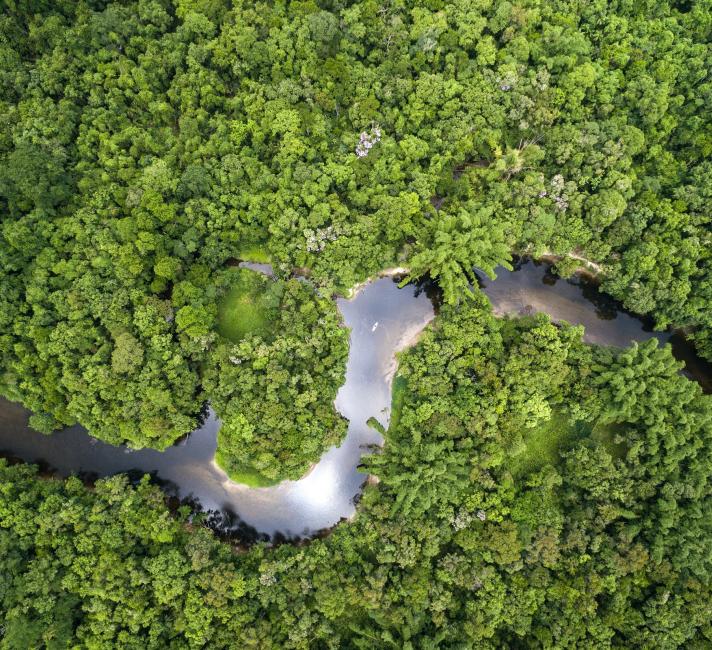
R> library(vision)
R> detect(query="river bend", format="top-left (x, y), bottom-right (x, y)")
top-left (0, 260), bottom-right (708, 539)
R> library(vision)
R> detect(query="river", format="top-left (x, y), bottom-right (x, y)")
top-left (0, 260), bottom-right (709, 540)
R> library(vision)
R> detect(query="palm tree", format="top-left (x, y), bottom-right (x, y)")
top-left (404, 206), bottom-right (512, 303)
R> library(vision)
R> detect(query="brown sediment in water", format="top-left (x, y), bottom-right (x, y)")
top-left (361, 311), bottom-right (435, 492)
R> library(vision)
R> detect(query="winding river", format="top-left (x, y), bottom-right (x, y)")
top-left (1, 260), bottom-right (709, 540)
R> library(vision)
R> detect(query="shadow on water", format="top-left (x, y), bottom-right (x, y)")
top-left (0, 258), bottom-right (709, 545)
top-left (411, 274), bottom-right (444, 313)
top-left (203, 507), bottom-right (270, 545)
top-left (0, 275), bottom-right (437, 544)
top-left (202, 506), bottom-right (338, 547)
top-left (575, 277), bottom-right (624, 321)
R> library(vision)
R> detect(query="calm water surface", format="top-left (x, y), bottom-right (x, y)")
top-left (1, 261), bottom-right (709, 539)
top-left (0, 277), bottom-right (435, 540)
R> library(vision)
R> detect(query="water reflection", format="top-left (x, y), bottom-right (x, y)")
top-left (477, 259), bottom-right (711, 390)
top-left (0, 261), bottom-right (709, 540)
top-left (0, 278), bottom-right (435, 539)
top-left (476, 259), bottom-right (666, 348)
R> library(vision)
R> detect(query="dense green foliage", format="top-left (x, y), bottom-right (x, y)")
top-left (1, 0), bottom-right (711, 465)
top-left (216, 267), bottom-right (277, 343)
top-left (2, 297), bottom-right (711, 647)
top-left (207, 269), bottom-right (348, 483)
top-left (1, 1), bottom-right (711, 645)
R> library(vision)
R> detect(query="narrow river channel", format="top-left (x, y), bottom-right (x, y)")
top-left (1, 260), bottom-right (709, 540)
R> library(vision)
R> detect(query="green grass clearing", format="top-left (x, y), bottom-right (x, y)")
top-left (217, 269), bottom-right (280, 343)
top-left (388, 375), bottom-right (408, 434)
top-left (509, 410), bottom-right (578, 479)
top-left (591, 421), bottom-right (628, 460)
top-left (508, 411), bottom-right (629, 479)
top-left (237, 244), bottom-right (271, 263)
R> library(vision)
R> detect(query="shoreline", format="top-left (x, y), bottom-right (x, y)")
top-left (514, 248), bottom-right (605, 282)
top-left (212, 457), bottom-right (319, 491)
top-left (353, 308), bottom-right (436, 514)
top-left (344, 266), bottom-right (411, 299)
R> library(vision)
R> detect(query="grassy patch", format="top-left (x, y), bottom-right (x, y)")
top-left (237, 244), bottom-right (271, 264)
top-left (507, 412), bottom-right (629, 479)
top-left (388, 375), bottom-right (408, 434)
top-left (509, 410), bottom-right (578, 479)
top-left (592, 421), bottom-right (628, 460)
top-left (217, 269), bottom-right (279, 343)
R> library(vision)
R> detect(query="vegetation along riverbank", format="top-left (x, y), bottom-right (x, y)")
top-left (1, 0), bottom-right (711, 647)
